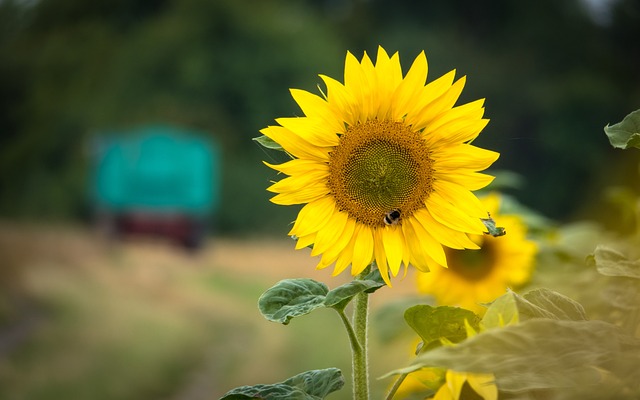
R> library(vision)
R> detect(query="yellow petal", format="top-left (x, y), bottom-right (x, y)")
top-left (401, 219), bottom-right (432, 272)
top-left (269, 185), bottom-right (329, 205)
top-left (288, 196), bottom-right (335, 237)
top-left (351, 225), bottom-right (374, 275)
top-left (425, 116), bottom-right (489, 148)
top-left (466, 374), bottom-right (498, 400)
top-left (264, 159), bottom-right (328, 176)
top-left (316, 217), bottom-right (356, 270)
top-left (275, 117), bottom-right (340, 147)
top-left (382, 225), bottom-right (405, 277)
top-left (260, 125), bottom-right (329, 161)
top-left (267, 169), bottom-right (328, 194)
top-left (319, 74), bottom-right (357, 127)
top-left (289, 89), bottom-right (346, 135)
top-left (424, 98), bottom-right (484, 135)
top-left (391, 51), bottom-right (428, 120)
top-left (426, 192), bottom-right (486, 234)
top-left (295, 233), bottom-right (316, 249)
top-left (373, 229), bottom-right (391, 286)
top-left (374, 46), bottom-right (402, 119)
top-left (434, 170), bottom-right (495, 191)
top-left (415, 76), bottom-right (467, 133)
top-left (433, 180), bottom-right (487, 218)
top-left (409, 216), bottom-right (448, 268)
top-left (344, 51), bottom-right (373, 122)
top-left (413, 208), bottom-right (480, 250)
top-left (405, 70), bottom-right (456, 128)
top-left (333, 226), bottom-right (358, 276)
top-left (311, 209), bottom-right (349, 256)
top-left (445, 370), bottom-right (467, 399)
top-left (433, 144), bottom-right (500, 172)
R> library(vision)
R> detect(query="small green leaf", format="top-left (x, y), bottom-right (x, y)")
top-left (324, 269), bottom-right (386, 310)
top-left (253, 134), bottom-right (284, 151)
top-left (387, 319), bottom-right (637, 394)
top-left (258, 279), bottom-right (328, 325)
top-left (480, 214), bottom-right (506, 237)
top-left (604, 109), bottom-right (640, 150)
top-left (588, 245), bottom-right (640, 279)
top-left (404, 305), bottom-right (481, 349)
top-left (220, 368), bottom-right (344, 399)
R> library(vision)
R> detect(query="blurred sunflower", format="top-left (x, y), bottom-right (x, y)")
top-left (430, 370), bottom-right (497, 400)
top-left (416, 193), bottom-right (537, 311)
top-left (262, 46), bottom-right (498, 285)
top-left (394, 339), bottom-right (497, 400)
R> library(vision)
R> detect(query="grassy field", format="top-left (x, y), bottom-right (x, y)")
top-left (0, 223), bottom-right (421, 400)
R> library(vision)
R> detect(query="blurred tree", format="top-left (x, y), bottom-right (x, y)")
top-left (0, 0), bottom-right (638, 232)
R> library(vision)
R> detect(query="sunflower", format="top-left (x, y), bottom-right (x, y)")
top-left (261, 46), bottom-right (499, 285)
top-left (416, 193), bottom-right (537, 311)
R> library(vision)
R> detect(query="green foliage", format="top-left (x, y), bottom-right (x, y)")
top-left (393, 319), bottom-right (640, 397)
top-left (388, 280), bottom-right (640, 398)
top-left (403, 305), bottom-right (480, 350)
top-left (604, 109), bottom-right (640, 150)
top-left (219, 368), bottom-right (344, 400)
top-left (258, 271), bottom-right (386, 325)
top-left (481, 289), bottom-right (587, 328)
top-left (258, 279), bottom-right (329, 325)
top-left (323, 268), bottom-right (385, 311)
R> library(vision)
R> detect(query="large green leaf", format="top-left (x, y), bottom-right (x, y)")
top-left (324, 269), bottom-right (386, 310)
top-left (220, 368), bottom-right (344, 399)
top-left (522, 288), bottom-right (587, 321)
top-left (588, 245), bottom-right (640, 279)
top-left (258, 279), bottom-right (329, 325)
top-left (389, 319), bottom-right (639, 394)
top-left (481, 289), bottom-right (586, 329)
top-left (404, 305), bottom-right (480, 349)
top-left (604, 109), bottom-right (640, 150)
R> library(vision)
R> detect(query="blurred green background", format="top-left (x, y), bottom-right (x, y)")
top-left (1, 0), bottom-right (639, 399)
top-left (1, 0), bottom-right (639, 232)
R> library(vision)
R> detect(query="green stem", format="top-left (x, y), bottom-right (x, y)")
top-left (352, 267), bottom-right (371, 400)
top-left (337, 309), bottom-right (361, 354)
top-left (352, 289), bottom-right (369, 400)
top-left (385, 373), bottom-right (409, 400)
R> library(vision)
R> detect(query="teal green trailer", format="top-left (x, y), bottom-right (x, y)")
top-left (92, 125), bottom-right (220, 247)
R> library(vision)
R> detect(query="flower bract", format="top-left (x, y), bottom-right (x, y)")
top-left (262, 46), bottom-right (499, 285)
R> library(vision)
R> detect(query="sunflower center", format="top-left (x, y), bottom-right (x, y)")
top-left (328, 119), bottom-right (434, 228)
top-left (446, 239), bottom-right (496, 281)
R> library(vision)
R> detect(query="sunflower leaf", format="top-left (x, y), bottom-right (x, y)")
top-left (258, 279), bottom-right (329, 325)
top-left (220, 368), bottom-right (344, 399)
top-left (386, 319), bottom-right (640, 394)
top-left (480, 214), bottom-right (506, 237)
top-left (481, 289), bottom-right (586, 329)
top-left (604, 109), bottom-right (640, 150)
top-left (522, 288), bottom-right (587, 320)
top-left (324, 269), bottom-right (386, 310)
top-left (404, 305), bottom-right (481, 350)
top-left (587, 245), bottom-right (640, 279)
top-left (253, 134), bottom-right (284, 151)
